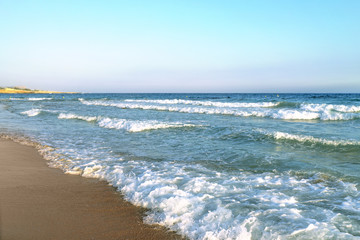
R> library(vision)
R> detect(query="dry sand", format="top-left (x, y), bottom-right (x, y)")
top-left (0, 139), bottom-right (183, 240)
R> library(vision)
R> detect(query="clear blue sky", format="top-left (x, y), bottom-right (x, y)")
top-left (0, 0), bottom-right (359, 92)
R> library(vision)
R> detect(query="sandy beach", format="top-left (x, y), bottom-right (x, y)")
top-left (0, 139), bottom-right (183, 240)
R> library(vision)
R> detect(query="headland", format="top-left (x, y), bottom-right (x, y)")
top-left (0, 87), bottom-right (77, 94)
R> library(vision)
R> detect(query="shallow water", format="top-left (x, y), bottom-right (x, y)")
top-left (1, 93), bottom-right (360, 239)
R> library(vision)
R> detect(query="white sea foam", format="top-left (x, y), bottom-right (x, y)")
top-left (80, 99), bottom-right (340, 120)
top-left (58, 113), bottom-right (98, 122)
top-left (80, 99), bottom-right (360, 121)
top-left (299, 103), bottom-right (360, 120)
top-left (124, 99), bottom-right (278, 108)
top-left (28, 97), bottom-right (53, 101)
top-left (269, 109), bottom-right (320, 120)
top-left (98, 118), bottom-right (197, 132)
top-left (9, 97), bottom-right (52, 101)
top-left (4, 131), bottom-right (359, 239)
top-left (21, 109), bottom-right (60, 117)
top-left (9, 97), bottom-right (25, 100)
top-left (301, 103), bottom-right (360, 113)
top-left (258, 129), bottom-right (360, 146)
top-left (58, 112), bottom-right (198, 132)
top-left (21, 109), bottom-right (42, 117)
top-left (59, 158), bottom-right (360, 240)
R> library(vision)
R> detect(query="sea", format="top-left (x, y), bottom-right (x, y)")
top-left (0, 93), bottom-right (359, 240)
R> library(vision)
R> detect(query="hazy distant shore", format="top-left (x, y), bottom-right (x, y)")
top-left (0, 138), bottom-right (182, 240)
top-left (0, 87), bottom-right (77, 94)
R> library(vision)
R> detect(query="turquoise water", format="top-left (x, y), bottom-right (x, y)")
top-left (1, 93), bottom-right (360, 239)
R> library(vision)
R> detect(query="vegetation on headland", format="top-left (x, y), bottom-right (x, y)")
top-left (0, 87), bottom-right (77, 94)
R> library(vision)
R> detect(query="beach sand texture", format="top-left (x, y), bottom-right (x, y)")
top-left (0, 139), bottom-right (183, 240)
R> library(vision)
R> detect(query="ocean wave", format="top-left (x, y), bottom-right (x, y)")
top-left (28, 97), bottom-right (53, 101)
top-left (258, 129), bottom-right (360, 146)
top-left (79, 99), bottom-right (323, 120)
top-left (7, 97), bottom-right (52, 101)
top-left (79, 99), bottom-right (360, 121)
top-left (58, 112), bottom-right (198, 132)
top-left (64, 159), bottom-right (360, 240)
top-left (271, 101), bottom-right (300, 109)
top-left (301, 103), bottom-right (360, 113)
top-left (98, 118), bottom-right (197, 132)
top-left (58, 113), bottom-right (98, 122)
top-left (9, 97), bottom-right (25, 100)
top-left (124, 99), bottom-right (279, 108)
top-left (21, 109), bottom-right (42, 117)
top-left (21, 109), bottom-right (60, 117)
top-left (270, 109), bottom-right (319, 120)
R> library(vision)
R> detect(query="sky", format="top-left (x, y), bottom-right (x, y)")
top-left (0, 0), bottom-right (359, 93)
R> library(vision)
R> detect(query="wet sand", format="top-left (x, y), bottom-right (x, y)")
top-left (0, 139), bottom-right (183, 240)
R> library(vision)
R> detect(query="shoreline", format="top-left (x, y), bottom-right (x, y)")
top-left (0, 87), bottom-right (77, 94)
top-left (0, 138), bottom-right (183, 240)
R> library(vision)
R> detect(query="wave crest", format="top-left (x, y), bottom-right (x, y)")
top-left (258, 129), bottom-right (360, 146)
top-left (28, 97), bottom-right (53, 101)
top-left (58, 113), bottom-right (98, 122)
top-left (98, 118), bottom-right (197, 132)
top-left (301, 104), bottom-right (360, 113)
top-left (79, 99), bottom-right (360, 121)
top-left (124, 99), bottom-right (278, 108)
top-left (58, 112), bottom-right (198, 132)
top-left (21, 109), bottom-right (42, 117)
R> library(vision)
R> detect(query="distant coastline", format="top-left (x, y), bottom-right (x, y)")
top-left (0, 87), bottom-right (77, 94)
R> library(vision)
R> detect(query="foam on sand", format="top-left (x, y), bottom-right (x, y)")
top-left (0, 137), bottom-right (180, 239)
top-left (61, 158), bottom-right (360, 240)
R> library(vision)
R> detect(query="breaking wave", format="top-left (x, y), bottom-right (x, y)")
top-left (301, 103), bottom-right (360, 113)
top-left (28, 97), bottom-right (53, 101)
top-left (8, 97), bottom-right (53, 101)
top-left (124, 99), bottom-right (278, 108)
top-left (58, 113), bottom-right (99, 122)
top-left (21, 109), bottom-right (42, 117)
top-left (21, 109), bottom-right (59, 117)
top-left (62, 157), bottom-right (360, 240)
top-left (98, 118), bottom-right (198, 132)
top-left (258, 129), bottom-right (360, 146)
top-left (79, 99), bottom-right (360, 121)
top-left (58, 112), bottom-right (198, 132)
